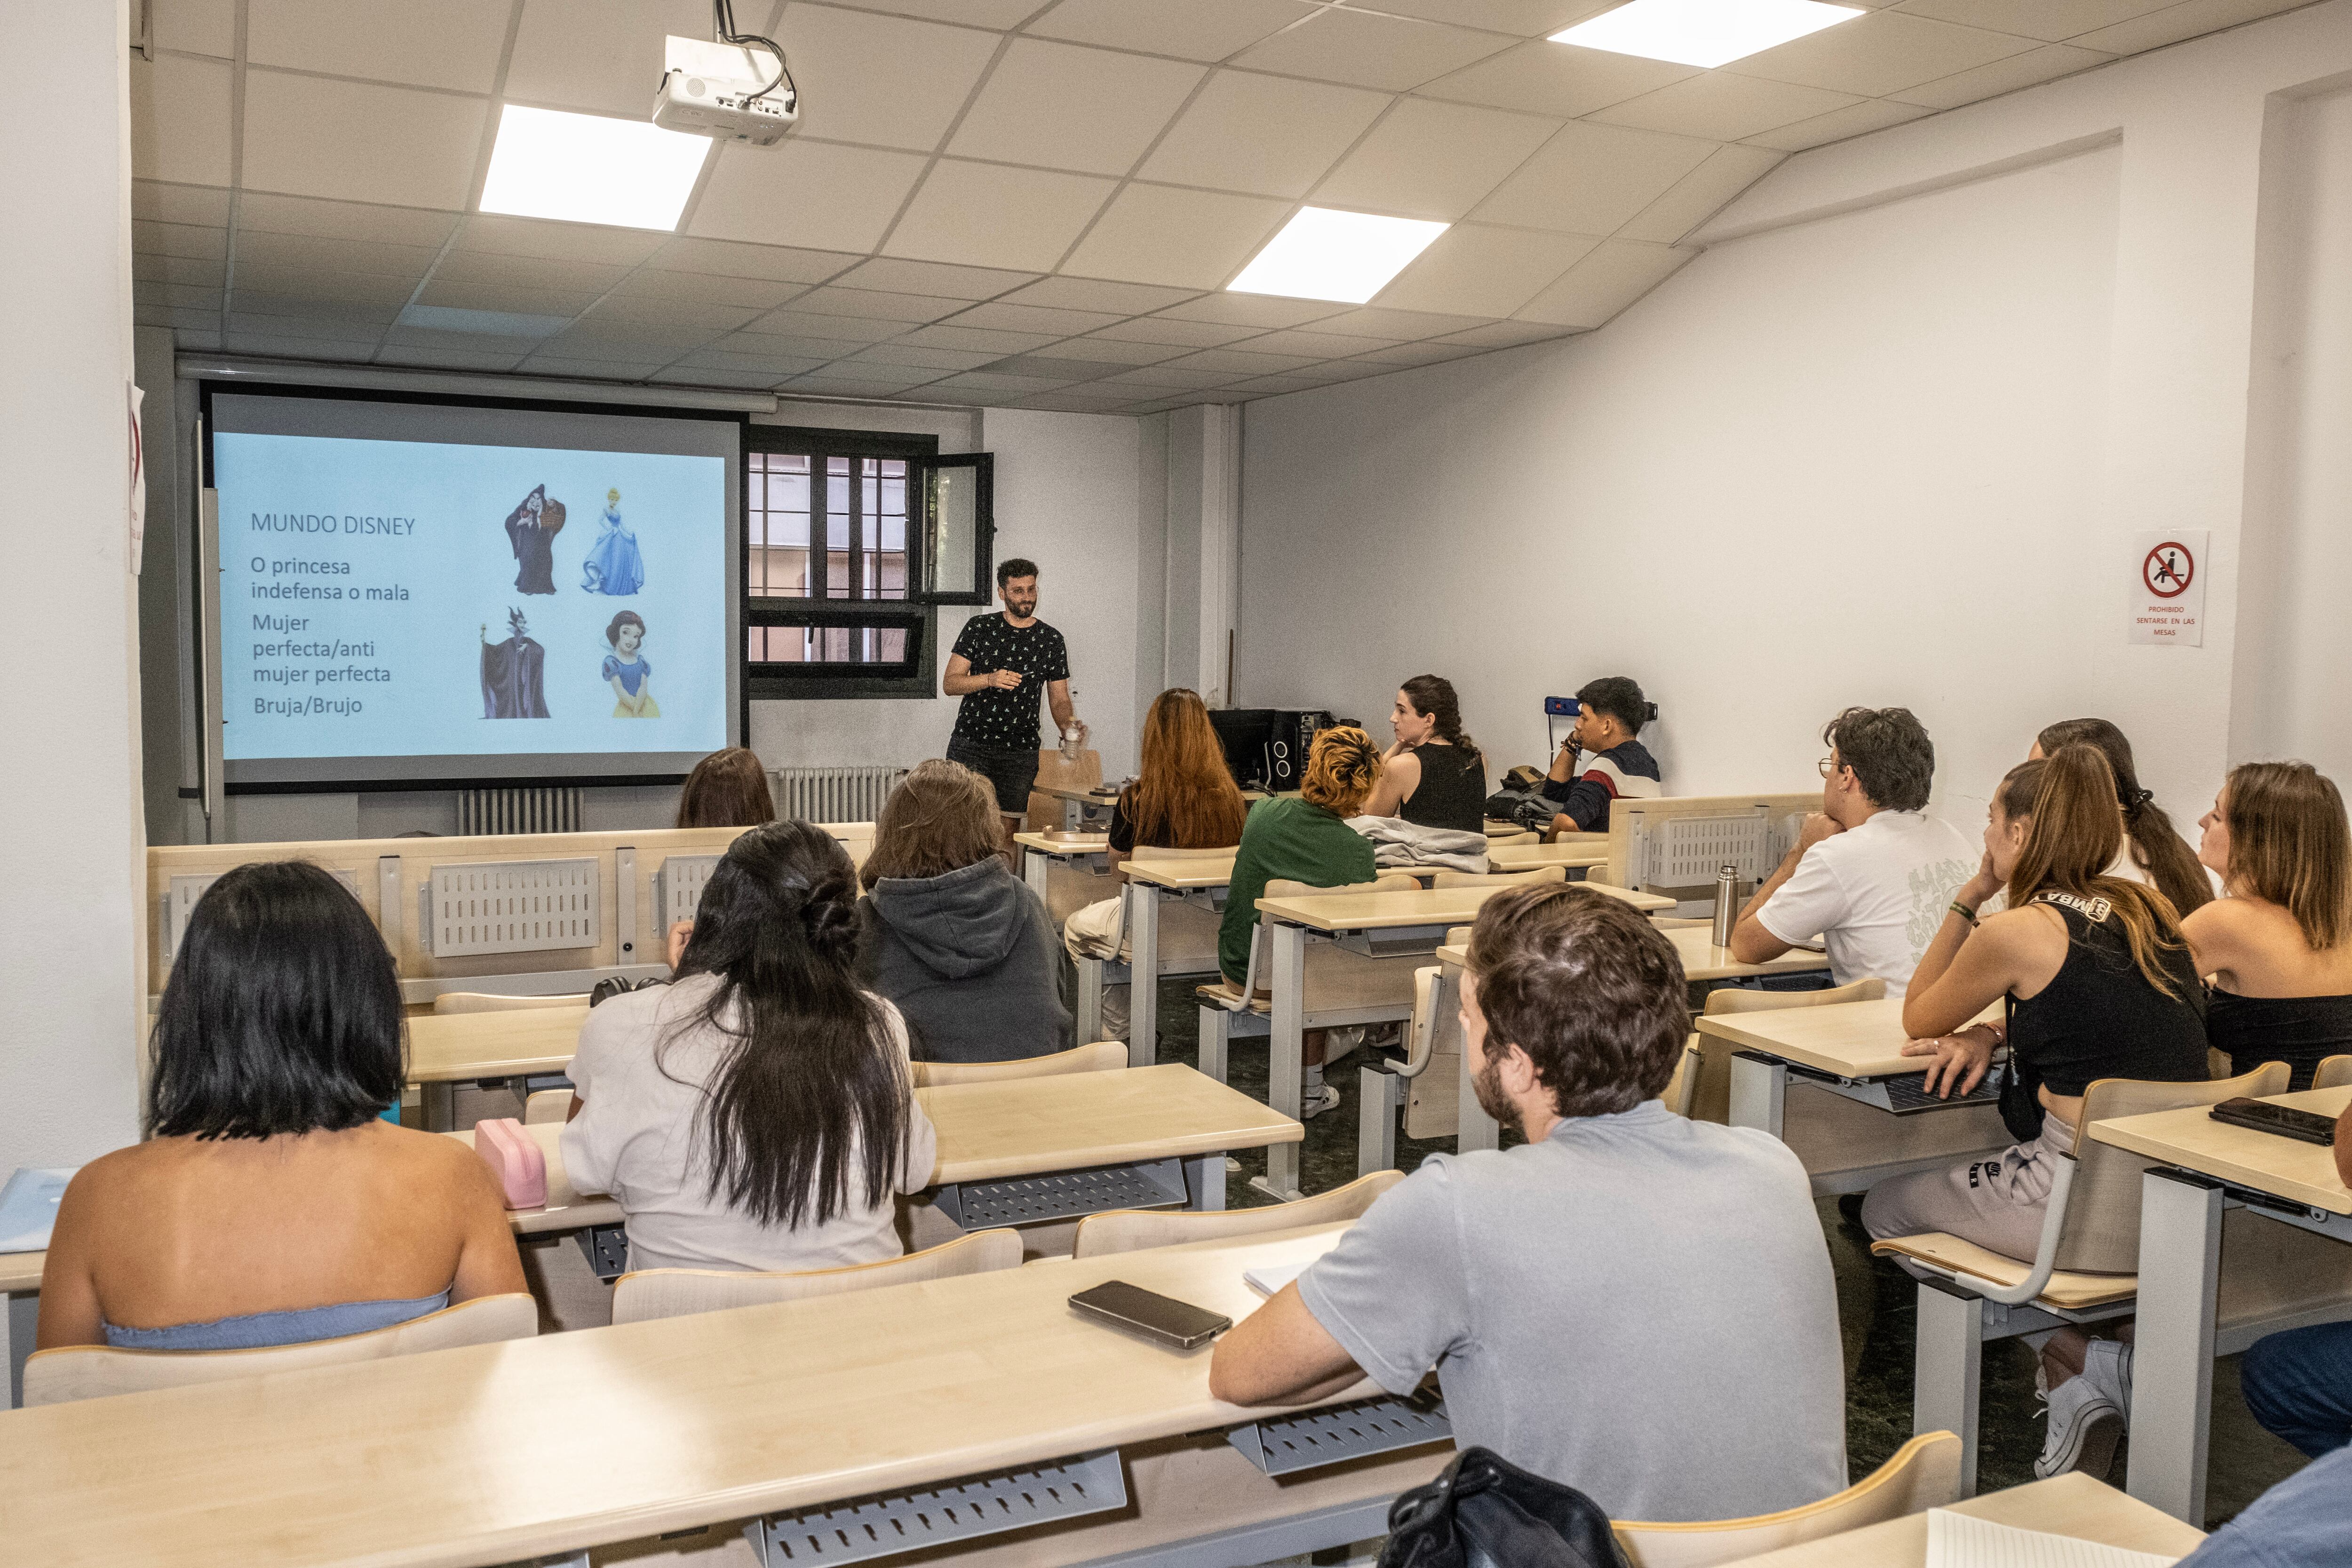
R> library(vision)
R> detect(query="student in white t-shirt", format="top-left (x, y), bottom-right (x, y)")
top-left (1729, 706), bottom-right (1976, 998)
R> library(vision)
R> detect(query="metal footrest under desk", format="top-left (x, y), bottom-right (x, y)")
top-left (743, 1449), bottom-right (1126, 1565)
top-left (931, 1157), bottom-right (1190, 1230)
top-left (1228, 1392), bottom-right (1452, 1476)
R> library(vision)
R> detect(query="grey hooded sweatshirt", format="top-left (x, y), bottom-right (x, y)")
top-left (855, 857), bottom-right (1073, 1063)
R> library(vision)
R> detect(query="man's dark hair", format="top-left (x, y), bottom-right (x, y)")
top-left (1824, 706), bottom-right (1935, 812)
top-left (1464, 884), bottom-right (1687, 1118)
top-left (148, 861), bottom-right (405, 1138)
top-left (1576, 676), bottom-right (1648, 733)
top-left (996, 557), bottom-right (1038, 589)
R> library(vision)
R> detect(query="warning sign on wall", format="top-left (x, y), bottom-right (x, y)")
top-left (2130, 530), bottom-right (2206, 647)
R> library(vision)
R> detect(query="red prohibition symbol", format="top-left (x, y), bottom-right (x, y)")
top-left (2143, 541), bottom-right (2194, 599)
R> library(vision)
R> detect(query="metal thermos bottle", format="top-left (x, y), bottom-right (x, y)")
top-left (1712, 865), bottom-right (1740, 947)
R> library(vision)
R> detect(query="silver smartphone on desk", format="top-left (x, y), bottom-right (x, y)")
top-left (1068, 1281), bottom-right (1232, 1349)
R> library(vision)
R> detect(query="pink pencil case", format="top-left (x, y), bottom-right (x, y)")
top-left (474, 1118), bottom-right (547, 1210)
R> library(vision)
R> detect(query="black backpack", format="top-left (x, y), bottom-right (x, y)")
top-left (1379, 1448), bottom-right (1631, 1568)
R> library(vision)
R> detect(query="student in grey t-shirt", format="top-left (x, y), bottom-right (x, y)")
top-left (1210, 884), bottom-right (1847, 1524)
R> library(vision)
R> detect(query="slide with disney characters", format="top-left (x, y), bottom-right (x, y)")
top-left (207, 389), bottom-right (738, 788)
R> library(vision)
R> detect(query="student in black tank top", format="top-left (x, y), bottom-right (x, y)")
top-left (1365, 675), bottom-right (1487, 834)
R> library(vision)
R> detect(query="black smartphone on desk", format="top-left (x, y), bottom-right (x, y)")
top-left (1069, 1281), bottom-right (1232, 1349)
top-left (2210, 1098), bottom-right (2339, 1146)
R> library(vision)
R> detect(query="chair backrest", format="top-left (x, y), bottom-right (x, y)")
top-left (1430, 867), bottom-right (1567, 890)
top-left (2316, 1055), bottom-right (2352, 1090)
top-left (22, 1293), bottom-right (538, 1407)
top-left (2053, 1063), bottom-right (2290, 1273)
top-left (523, 1088), bottom-right (575, 1124)
top-left (1233, 874), bottom-right (1416, 992)
top-left (1024, 748), bottom-right (1102, 830)
top-left (610, 1228), bottom-right (1024, 1325)
top-left (1664, 1041), bottom-right (1699, 1118)
top-left (1071, 1169), bottom-right (1404, 1258)
top-left (432, 991), bottom-right (591, 1015)
top-left (1613, 1431), bottom-right (1962, 1568)
top-left (1445, 924), bottom-right (1473, 946)
top-left (912, 1041), bottom-right (1126, 1087)
top-left (1701, 977), bottom-right (1884, 1016)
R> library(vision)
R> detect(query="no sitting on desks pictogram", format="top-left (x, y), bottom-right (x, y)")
top-left (2130, 529), bottom-right (2206, 646)
top-left (2143, 541), bottom-right (2194, 598)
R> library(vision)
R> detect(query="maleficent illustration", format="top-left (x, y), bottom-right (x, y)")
top-left (481, 608), bottom-right (550, 719)
top-left (503, 485), bottom-right (566, 595)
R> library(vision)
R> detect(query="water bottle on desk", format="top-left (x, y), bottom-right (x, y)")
top-left (1711, 865), bottom-right (1740, 948)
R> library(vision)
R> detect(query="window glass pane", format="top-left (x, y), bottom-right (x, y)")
top-left (875, 552), bottom-right (906, 599)
top-left (763, 546), bottom-right (808, 597)
top-left (876, 627), bottom-right (907, 662)
top-left (931, 464), bottom-right (977, 595)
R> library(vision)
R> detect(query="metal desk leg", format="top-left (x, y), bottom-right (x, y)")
top-left (1063, 797), bottom-right (1082, 832)
top-left (1129, 883), bottom-right (1161, 1068)
top-left (1444, 967), bottom-right (1498, 1154)
top-left (2127, 1169), bottom-right (2225, 1524)
top-left (420, 1079), bottom-right (456, 1133)
top-left (1914, 1281), bottom-right (1986, 1497)
top-left (1184, 1153), bottom-right (1227, 1211)
top-left (1023, 846), bottom-right (1051, 905)
top-left (1253, 921), bottom-right (1309, 1203)
top-left (1728, 1052), bottom-right (1788, 1138)
top-left (1075, 956), bottom-right (1104, 1045)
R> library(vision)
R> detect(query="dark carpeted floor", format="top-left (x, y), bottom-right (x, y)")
top-left (1136, 975), bottom-right (2311, 1529)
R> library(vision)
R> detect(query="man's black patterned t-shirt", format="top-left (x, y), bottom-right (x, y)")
top-left (949, 613), bottom-right (1069, 749)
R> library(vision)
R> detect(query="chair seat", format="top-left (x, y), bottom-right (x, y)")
top-left (1871, 1232), bottom-right (2138, 1310)
top-left (1196, 979), bottom-right (1265, 1013)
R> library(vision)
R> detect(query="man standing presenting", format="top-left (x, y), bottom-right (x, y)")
top-left (942, 558), bottom-right (1080, 848)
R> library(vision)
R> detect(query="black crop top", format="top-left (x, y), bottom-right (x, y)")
top-left (1398, 744), bottom-right (1487, 834)
top-left (2208, 988), bottom-right (2352, 1093)
top-left (2000, 891), bottom-right (2208, 1139)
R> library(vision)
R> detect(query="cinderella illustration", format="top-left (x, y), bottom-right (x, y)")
top-left (580, 487), bottom-right (644, 596)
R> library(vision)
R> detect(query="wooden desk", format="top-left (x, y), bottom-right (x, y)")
top-left (1665, 927), bottom-right (1830, 984)
top-left (407, 1006), bottom-right (589, 1129)
top-left (0, 1222), bottom-right (1450, 1568)
top-left (1694, 998), bottom-right (2010, 1196)
top-left (1110, 856), bottom-right (1237, 1069)
top-left (1012, 831), bottom-right (1114, 950)
top-left (1722, 1475), bottom-right (2203, 1567)
top-left (2090, 1083), bottom-right (2352, 1523)
top-left (1036, 782), bottom-right (1120, 832)
top-left (1486, 843), bottom-right (1609, 875)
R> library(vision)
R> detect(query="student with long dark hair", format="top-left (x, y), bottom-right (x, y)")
top-left (38, 863), bottom-right (525, 1349)
top-left (562, 822), bottom-right (936, 1273)
top-left (675, 746), bottom-right (775, 829)
top-left (2033, 718), bottom-right (2213, 915)
top-left (1365, 674), bottom-right (1486, 832)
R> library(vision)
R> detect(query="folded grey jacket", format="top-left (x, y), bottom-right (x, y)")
top-left (1348, 814), bottom-right (1489, 875)
top-left (856, 857), bottom-right (1074, 1063)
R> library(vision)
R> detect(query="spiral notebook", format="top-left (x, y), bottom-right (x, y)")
top-left (1925, 1508), bottom-right (2184, 1568)
top-left (0, 1168), bottom-right (76, 1254)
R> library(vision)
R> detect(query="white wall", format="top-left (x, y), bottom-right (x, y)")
top-left (1240, 3), bottom-right (2352, 831)
top-left (1, 0), bottom-right (145, 1162)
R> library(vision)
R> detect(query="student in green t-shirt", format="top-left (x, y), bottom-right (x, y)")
top-left (1219, 726), bottom-right (1383, 1117)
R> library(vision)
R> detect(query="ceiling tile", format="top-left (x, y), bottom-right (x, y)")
top-left (842, 343), bottom-right (1003, 371)
top-left (247, 0), bottom-right (511, 93)
top-left (242, 70), bottom-right (488, 208)
top-left (652, 367), bottom-right (798, 389)
top-left (588, 297), bottom-right (761, 331)
top-left (1436, 320), bottom-right (1576, 348)
top-left (930, 371), bottom-right (1091, 396)
top-left (133, 181), bottom-right (232, 226)
top-left (1039, 335), bottom-right (1195, 365)
top-left (235, 230), bottom-right (443, 277)
top-left (139, 254), bottom-right (229, 286)
top-left (675, 348), bottom-right (828, 373)
top-left (1027, 0), bottom-right (1318, 60)
top-left (1745, 97), bottom-right (1936, 151)
top-left (224, 310), bottom-right (386, 343)
top-left (768, 4), bottom-right (1003, 152)
top-left (1370, 224), bottom-right (1597, 316)
top-left (785, 370), bottom-right (942, 396)
top-left (884, 161), bottom-right (1118, 272)
top-left (1616, 143), bottom-right (1783, 243)
top-left (1415, 40), bottom-right (1699, 118)
top-left (743, 309), bottom-right (909, 343)
top-left (781, 286), bottom-right (966, 323)
top-left (1157, 292), bottom-right (1350, 327)
top-left (137, 279), bottom-right (225, 310)
top-left (998, 277), bottom-right (1202, 313)
top-left (1237, 328), bottom-right (1402, 355)
top-left (1088, 317), bottom-right (1266, 346)
top-left (1889, 41), bottom-right (2112, 107)
top-left (1232, 8), bottom-right (1516, 92)
top-left (801, 0), bottom-right (1043, 25)
top-left (154, 0), bottom-right (236, 57)
top-left (236, 192), bottom-right (461, 247)
top-left (647, 237), bottom-right (861, 283)
top-left (690, 141), bottom-right (931, 253)
top-left (1100, 366), bottom-right (1246, 389)
top-left (1058, 184), bottom-right (1293, 288)
top-left (1588, 72), bottom-right (1861, 141)
top-left (135, 220), bottom-right (228, 260)
top-left (609, 269), bottom-right (807, 308)
top-left (2068, 0), bottom-right (2312, 55)
top-left (222, 331), bottom-right (380, 359)
top-left (415, 279), bottom-right (599, 316)
top-left (1469, 119), bottom-right (1716, 235)
top-left (1890, 0), bottom-right (2176, 44)
top-left (1311, 98), bottom-right (1561, 221)
top-left (720, 330), bottom-right (874, 359)
top-left (1727, 10), bottom-right (2032, 97)
top-left (830, 258), bottom-right (1040, 299)
top-left (1513, 238), bottom-right (1695, 327)
top-left (455, 214), bottom-right (669, 264)
top-left (129, 53), bottom-right (232, 188)
top-left (1373, 0), bottom-right (1610, 33)
top-left (981, 355), bottom-right (1126, 381)
top-left (947, 40), bottom-right (1205, 175)
top-left (1162, 347), bottom-right (1323, 374)
top-left (154, 307), bottom-right (226, 333)
top-left (895, 323), bottom-right (1066, 354)
top-left (944, 302), bottom-right (1124, 335)
top-left (233, 267), bottom-right (419, 304)
top-left (1136, 71), bottom-right (1391, 199)
top-left (1224, 374), bottom-right (1329, 394)
top-left (430, 249), bottom-right (633, 291)
top-left (1307, 305), bottom-right (1493, 338)
top-left (1347, 340), bottom-right (1489, 366)
top-left (505, 0), bottom-right (712, 116)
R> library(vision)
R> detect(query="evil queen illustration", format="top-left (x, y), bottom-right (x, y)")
top-left (481, 608), bottom-right (551, 719)
top-left (503, 485), bottom-right (566, 596)
top-left (580, 487), bottom-right (644, 596)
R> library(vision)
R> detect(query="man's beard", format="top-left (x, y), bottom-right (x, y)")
top-left (1471, 1053), bottom-right (1521, 1136)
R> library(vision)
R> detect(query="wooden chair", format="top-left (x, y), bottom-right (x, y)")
top-left (1682, 978), bottom-right (1885, 1124)
top-left (1613, 1432), bottom-right (1962, 1567)
top-left (610, 1229), bottom-right (1023, 1325)
top-left (1024, 746), bottom-right (1102, 833)
top-left (1869, 1064), bottom-right (2352, 1494)
top-left (1072, 1170), bottom-right (1404, 1258)
top-left (1193, 874), bottom-right (1421, 1086)
top-left (523, 1088), bottom-right (575, 1124)
top-left (1663, 1042), bottom-right (1699, 1119)
top-left (1359, 965), bottom-right (1450, 1176)
top-left (913, 1041), bottom-right (1125, 1087)
top-left (431, 991), bottom-right (590, 1014)
top-left (2314, 1054), bottom-right (2352, 1090)
top-left (1429, 866), bottom-right (1567, 889)
top-left (22, 1293), bottom-right (538, 1407)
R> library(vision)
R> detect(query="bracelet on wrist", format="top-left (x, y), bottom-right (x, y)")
top-left (1948, 900), bottom-right (1978, 924)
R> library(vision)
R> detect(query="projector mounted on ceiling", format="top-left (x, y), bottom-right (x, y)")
top-left (652, 1), bottom-right (797, 147)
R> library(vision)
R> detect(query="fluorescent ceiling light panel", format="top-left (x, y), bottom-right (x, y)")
top-left (1228, 208), bottom-right (1449, 305)
top-left (479, 104), bottom-right (712, 231)
top-left (1551, 0), bottom-right (1862, 69)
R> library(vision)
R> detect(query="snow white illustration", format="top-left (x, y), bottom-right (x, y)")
top-left (502, 485), bottom-right (565, 596)
top-left (603, 611), bottom-right (659, 718)
top-left (580, 487), bottom-right (644, 596)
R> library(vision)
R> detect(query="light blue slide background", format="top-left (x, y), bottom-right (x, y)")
top-left (217, 432), bottom-right (729, 762)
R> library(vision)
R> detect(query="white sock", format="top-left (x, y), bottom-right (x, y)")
top-left (1305, 1065), bottom-right (1325, 1093)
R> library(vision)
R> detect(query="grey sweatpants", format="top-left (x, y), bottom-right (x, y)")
top-left (1862, 1114), bottom-right (2077, 1274)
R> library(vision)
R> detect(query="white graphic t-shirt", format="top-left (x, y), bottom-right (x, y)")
top-left (1755, 810), bottom-right (1978, 997)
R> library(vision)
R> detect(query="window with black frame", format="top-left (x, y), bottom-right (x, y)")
top-left (742, 428), bottom-right (993, 699)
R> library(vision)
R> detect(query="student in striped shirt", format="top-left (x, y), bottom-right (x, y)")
top-left (1537, 676), bottom-right (1661, 837)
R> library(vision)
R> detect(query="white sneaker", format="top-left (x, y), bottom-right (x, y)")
top-left (2079, 1338), bottom-right (2134, 1411)
top-left (1301, 1082), bottom-right (1343, 1119)
top-left (2035, 1373), bottom-right (2123, 1480)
